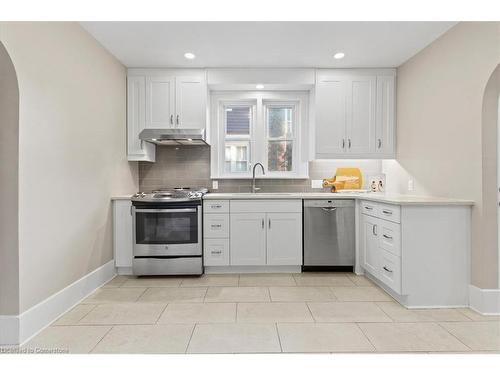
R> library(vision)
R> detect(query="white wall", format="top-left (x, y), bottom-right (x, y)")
top-left (0, 22), bottom-right (138, 312)
top-left (382, 22), bottom-right (500, 289)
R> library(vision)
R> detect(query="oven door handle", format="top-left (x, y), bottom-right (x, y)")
top-left (134, 208), bottom-right (197, 213)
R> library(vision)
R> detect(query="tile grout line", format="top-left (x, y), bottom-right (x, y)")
top-left (355, 322), bottom-right (378, 352)
top-left (275, 323), bottom-right (284, 353)
top-left (185, 324), bottom-right (197, 354)
top-left (88, 325), bottom-right (114, 354)
top-left (305, 302), bottom-right (316, 323)
top-left (154, 303), bottom-right (170, 324)
top-left (134, 287), bottom-right (149, 302)
top-left (435, 322), bottom-right (474, 352)
top-left (73, 304), bottom-right (99, 325)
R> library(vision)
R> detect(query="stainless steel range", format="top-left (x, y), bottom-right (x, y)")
top-left (131, 187), bottom-right (208, 276)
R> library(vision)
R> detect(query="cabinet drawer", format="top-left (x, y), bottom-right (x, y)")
top-left (204, 238), bottom-right (230, 266)
top-left (378, 220), bottom-right (401, 257)
top-left (203, 200), bottom-right (229, 214)
top-left (377, 203), bottom-right (401, 223)
top-left (230, 199), bottom-right (302, 213)
top-left (379, 249), bottom-right (401, 294)
top-left (203, 214), bottom-right (229, 238)
top-left (361, 201), bottom-right (378, 216)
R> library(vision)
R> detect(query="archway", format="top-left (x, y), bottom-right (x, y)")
top-left (0, 40), bottom-right (20, 321)
top-left (481, 63), bottom-right (500, 289)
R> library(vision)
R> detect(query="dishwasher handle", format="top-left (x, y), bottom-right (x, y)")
top-left (321, 207), bottom-right (337, 212)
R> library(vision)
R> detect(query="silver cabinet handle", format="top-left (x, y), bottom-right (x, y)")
top-left (321, 207), bottom-right (337, 212)
top-left (211, 224), bottom-right (222, 228)
top-left (383, 234), bottom-right (393, 240)
top-left (211, 205), bottom-right (222, 209)
top-left (342, 139), bottom-right (345, 149)
top-left (372, 224), bottom-right (377, 236)
top-left (364, 206), bottom-right (373, 210)
top-left (261, 218), bottom-right (264, 229)
top-left (268, 218), bottom-right (271, 229)
top-left (176, 114), bottom-right (179, 126)
top-left (211, 250), bottom-right (222, 255)
top-left (170, 114), bottom-right (173, 125)
top-left (378, 139), bottom-right (382, 148)
top-left (383, 266), bottom-right (393, 273)
top-left (382, 210), bottom-right (393, 215)
top-left (348, 139), bottom-right (351, 148)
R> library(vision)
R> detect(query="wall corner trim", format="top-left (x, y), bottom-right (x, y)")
top-left (469, 284), bottom-right (500, 315)
top-left (0, 260), bottom-right (115, 346)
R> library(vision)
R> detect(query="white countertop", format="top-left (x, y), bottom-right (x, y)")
top-left (202, 192), bottom-right (474, 206)
top-left (111, 192), bottom-right (473, 206)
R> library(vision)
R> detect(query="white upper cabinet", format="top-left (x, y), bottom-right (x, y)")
top-left (315, 76), bottom-right (348, 155)
top-left (127, 76), bottom-right (155, 162)
top-left (375, 75), bottom-right (396, 156)
top-left (175, 76), bottom-right (207, 129)
top-left (127, 69), bottom-right (207, 162)
top-left (145, 76), bottom-right (175, 129)
top-left (315, 69), bottom-right (396, 159)
top-left (346, 76), bottom-right (376, 154)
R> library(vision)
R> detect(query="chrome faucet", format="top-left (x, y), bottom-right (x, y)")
top-left (252, 163), bottom-right (265, 193)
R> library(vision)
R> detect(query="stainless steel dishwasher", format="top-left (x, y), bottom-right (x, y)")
top-left (303, 199), bottom-right (355, 271)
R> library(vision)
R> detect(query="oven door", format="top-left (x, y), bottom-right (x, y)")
top-left (133, 206), bottom-right (202, 257)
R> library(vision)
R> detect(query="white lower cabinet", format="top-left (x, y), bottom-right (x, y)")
top-left (266, 213), bottom-right (302, 265)
top-left (362, 214), bottom-right (380, 277)
top-left (113, 199), bottom-right (133, 272)
top-left (230, 213), bottom-right (267, 265)
top-left (204, 238), bottom-right (230, 266)
top-left (203, 199), bottom-right (303, 268)
top-left (379, 249), bottom-right (402, 294)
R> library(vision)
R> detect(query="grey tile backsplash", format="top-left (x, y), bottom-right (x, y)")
top-left (138, 146), bottom-right (382, 193)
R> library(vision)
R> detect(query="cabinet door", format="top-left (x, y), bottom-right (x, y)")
top-left (376, 76), bottom-right (396, 155)
top-left (113, 200), bottom-right (133, 268)
top-left (315, 76), bottom-right (348, 156)
top-left (230, 213), bottom-right (266, 265)
top-left (175, 76), bottom-right (206, 129)
top-left (127, 76), bottom-right (155, 161)
top-left (362, 214), bottom-right (380, 277)
top-left (266, 213), bottom-right (302, 266)
top-left (145, 76), bottom-right (175, 128)
top-left (346, 76), bottom-right (376, 154)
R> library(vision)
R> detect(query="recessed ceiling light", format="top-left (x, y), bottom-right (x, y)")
top-left (333, 52), bottom-right (345, 60)
top-left (184, 52), bottom-right (196, 60)
top-left (256, 84), bottom-right (264, 89)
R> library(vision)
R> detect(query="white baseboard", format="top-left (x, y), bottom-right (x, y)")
top-left (0, 260), bottom-right (115, 346)
top-left (205, 265), bottom-right (301, 274)
top-left (469, 284), bottom-right (500, 315)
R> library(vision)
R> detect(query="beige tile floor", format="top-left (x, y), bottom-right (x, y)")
top-left (22, 273), bottom-right (500, 354)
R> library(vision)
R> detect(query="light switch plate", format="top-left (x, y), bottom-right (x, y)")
top-left (311, 179), bottom-right (323, 189)
top-left (212, 180), bottom-right (219, 190)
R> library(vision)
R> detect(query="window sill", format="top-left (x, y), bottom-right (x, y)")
top-left (211, 175), bottom-right (310, 180)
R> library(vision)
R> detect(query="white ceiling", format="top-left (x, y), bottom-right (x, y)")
top-left (80, 22), bottom-right (456, 68)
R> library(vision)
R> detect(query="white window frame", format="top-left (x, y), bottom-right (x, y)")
top-left (220, 101), bottom-right (256, 176)
top-left (210, 91), bottom-right (309, 179)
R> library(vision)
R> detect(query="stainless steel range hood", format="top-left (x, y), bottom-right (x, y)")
top-left (139, 128), bottom-right (209, 146)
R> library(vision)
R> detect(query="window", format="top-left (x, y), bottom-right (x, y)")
top-left (211, 92), bottom-right (308, 178)
top-left (222, 103), bottom-right (255, 174)
top-left (265, 104), bottom-right (296, 172)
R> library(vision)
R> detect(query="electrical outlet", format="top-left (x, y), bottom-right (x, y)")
top-left (212, 180), bottom-right (219, 190)
top-left (408, 178), bottom-right (414, 192)
top-left (311, 179), bottom-right (324, 189)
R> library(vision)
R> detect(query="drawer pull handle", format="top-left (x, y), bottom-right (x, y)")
top-left (365, 206), bottom-right (373, 210)
top-left (211, 250), bottom-right (222, 255)
top-left (383, 266), bottom-right (393, 273)
top-left (382, 210), bottom-right (393, 215)
top-left (372, 224), bottom-right (377, 236)
top-left (211, 224), bottom-right (222, 228)
top-left (383, 234), bottom-right (393, 240)
top-left (211, 205), bottom-right (222, 209)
